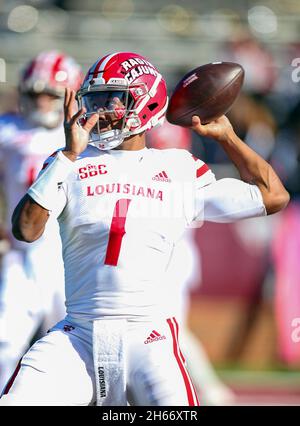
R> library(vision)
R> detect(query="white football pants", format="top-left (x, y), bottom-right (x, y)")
top-left (0, 317), bottom-right (199, 406)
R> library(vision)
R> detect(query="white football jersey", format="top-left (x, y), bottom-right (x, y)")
top-left (28, 146), bottom-right (266, 321)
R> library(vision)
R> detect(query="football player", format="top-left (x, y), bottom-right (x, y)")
top-left (0, 51), bottom-right (82, 392)
top-left (1, 52), bottom-right (289, 405)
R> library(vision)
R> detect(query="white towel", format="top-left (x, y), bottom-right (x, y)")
top-left (93, 319), bottom-right (127, 406)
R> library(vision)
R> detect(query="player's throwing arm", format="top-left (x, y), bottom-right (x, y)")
top-left (190, 115), bottom-right (290, 215)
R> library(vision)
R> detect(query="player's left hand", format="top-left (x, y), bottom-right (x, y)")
top-left (190, 115), bottom-right (234, 143)
top-left (63, 88), bottom-right (98, 161)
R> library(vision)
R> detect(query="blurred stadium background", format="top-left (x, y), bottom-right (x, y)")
top-left (1, 0), bottom-right (300, 405)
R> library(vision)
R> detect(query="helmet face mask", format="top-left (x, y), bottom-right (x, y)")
top-left (77, 52), bottom-right (168, 150)
top-left (77, 85), bottom-right (139, 149)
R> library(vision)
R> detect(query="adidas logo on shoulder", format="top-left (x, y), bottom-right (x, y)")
top-left (144, 330), bottom-right (166, 344)
top-left (152, 171), bottom-right (171, 183)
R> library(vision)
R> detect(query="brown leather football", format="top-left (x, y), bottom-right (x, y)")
top-left (166, 62), bottom-right (244, 127)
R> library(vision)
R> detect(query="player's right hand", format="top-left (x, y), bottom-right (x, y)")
top-left (191, 115), bottom-right (234, 144)
top-left (63, 88), bottom-right (98, 162)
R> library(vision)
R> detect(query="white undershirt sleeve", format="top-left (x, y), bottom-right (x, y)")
top-left (194, 178), bottom-right (267, 223)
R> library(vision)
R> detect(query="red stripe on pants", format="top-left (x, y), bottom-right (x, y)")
top-left (167, 318), bottom-right (198, 406)
top-left (173, 317), bottom-right (200, 406)
top-left (3, 359), bottom-right (22, 395)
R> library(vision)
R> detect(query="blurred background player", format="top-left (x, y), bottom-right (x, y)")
top-left (0, 50), bottom-right (82, 392)
top-left (147, 121), bottom-right (235, 405)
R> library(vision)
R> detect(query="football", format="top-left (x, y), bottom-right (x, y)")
top-left (166, 62), bottom-right (244, 127)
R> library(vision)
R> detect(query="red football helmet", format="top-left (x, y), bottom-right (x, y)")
top-left (76, 52), bottom-right (168, 150)
top-left (19, 50), bottom-right (82, 128)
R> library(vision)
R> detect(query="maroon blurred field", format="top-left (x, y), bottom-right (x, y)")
top-left (220, 370), bottom-right (300, 405)
top-left (186, 221), bottom-right (300, 406)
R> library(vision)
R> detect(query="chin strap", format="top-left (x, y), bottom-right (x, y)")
top-left (89, 134), bottom-right (125, 150)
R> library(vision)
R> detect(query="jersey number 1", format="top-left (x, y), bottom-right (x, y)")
top-left (104, 198), bottom-right (131, 266)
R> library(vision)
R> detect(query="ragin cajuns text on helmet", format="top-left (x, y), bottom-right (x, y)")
top-left (76, 52), bottom-right (168, 150)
